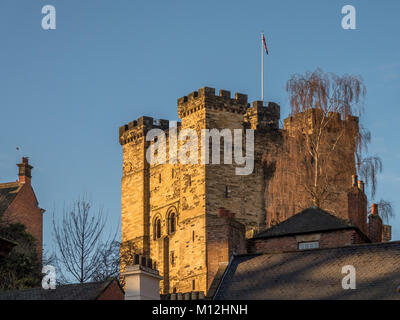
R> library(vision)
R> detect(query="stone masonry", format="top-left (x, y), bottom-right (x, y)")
top-left (119, 86), bottom-right (373, 295)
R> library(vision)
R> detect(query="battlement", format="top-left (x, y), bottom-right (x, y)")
top-left (244, 101), bottom-right (280, 129)
top-left (119, 116), bottom-right (171, 145)
top-left (177, 86), bottom-right (249, 119)
top-left (283, 109), bottom-right (359, 131)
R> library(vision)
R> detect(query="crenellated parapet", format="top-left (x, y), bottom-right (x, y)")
top-left (283, 109), bottom-right (359, 133)
top-left (177, 87), bottom-right (249, 119)
top-left (244, 101), bottom-right (280, 130)
top-left (119, 116), bottom-right (171, 145)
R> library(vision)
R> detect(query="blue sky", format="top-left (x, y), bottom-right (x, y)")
top-left (0, 0), bottom-right (399, 254)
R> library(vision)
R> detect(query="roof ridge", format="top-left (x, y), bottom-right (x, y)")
top-left (254, 207), bottom-right (356, 239)
top-left (0, 181), bottom-right (20, 189)
top-left (317, 207), bottom-right (354, 225)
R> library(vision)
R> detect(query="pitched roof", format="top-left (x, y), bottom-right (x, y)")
top-left (254, 207), bottom-right (356, 239)
top-left (214, 241), bottom-right (400, 300)
top-left (0, 280), bottom-right (123, 300)
top-left (0, 182), bottom-right (22, 217)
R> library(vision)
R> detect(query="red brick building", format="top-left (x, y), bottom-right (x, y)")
top-left (201, 176), bottom-right (396, 300)
top-left (0, 158), bottom-right (45, 261)
top-left (202, 201), bottom-right (398, 300)
top-left (248, 207), bottom-right (370, 254)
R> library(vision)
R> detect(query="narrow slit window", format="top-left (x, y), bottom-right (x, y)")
top-left (224, 185), bottom-right (231, 198)
top-left (154, 219), bottom-right (161, 240)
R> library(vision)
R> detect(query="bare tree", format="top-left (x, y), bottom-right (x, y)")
top-left (284, 68), bottom-right (367, 207)
top-left (52, 195), bottom-right (118, 283)
top-left (372, 199), bottom-right (394, 224)
top-left (118, 240), bottom-right (140, 288)
top-left (264, 68), bottom-right (393, 222)
top-left (91, 240), bottom-right (120, 282)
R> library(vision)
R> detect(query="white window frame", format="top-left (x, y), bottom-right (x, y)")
top-left (298, 241), bottom-right (320, 250)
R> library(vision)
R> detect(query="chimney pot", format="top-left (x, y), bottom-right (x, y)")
top-left (218, 207), bottom-right (226, 217)
top-left (352, 174), bottom-right (358, 187)
top-left (371, 203), bottom-right (379, 216)
top-left (357, 180), bottom-right (364, 193)
top-left (147, 257), bottom-right (152, 269)
top-left (17, 157), bottom-right (33, 185)
top-left (218, 207), bottom-right (236, 219)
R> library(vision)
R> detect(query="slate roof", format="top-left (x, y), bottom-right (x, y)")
top-left (214, 241), bottom-right (400, 300)
top-left (254, 207), bottom-right (356, 239)
top-left (0, 182), bottom-right (21, 216)
top-left (0, 280), bottom-right (123, 300)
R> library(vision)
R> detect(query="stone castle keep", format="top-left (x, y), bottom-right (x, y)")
top-left (118, 86), bottom-right (386, 295)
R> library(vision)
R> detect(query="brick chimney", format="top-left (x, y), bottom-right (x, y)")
top-left (347, 175), bottom-right (367, 235)
top-left (17, 157), bottom-right (33, 186)
top-left (206, 209), bottom-right (246, 294)
top-left (368, 203), bottom-right (383, 243)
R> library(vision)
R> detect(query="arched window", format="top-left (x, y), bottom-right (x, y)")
top-left (154, 218), bottom-right (161, 240)
top-left (167, 208), bottom-right (177, 234)
top-left (170, 213), bottom-right (176, 233)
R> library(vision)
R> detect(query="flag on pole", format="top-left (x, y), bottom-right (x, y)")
top-left (262, 34), bottom-right (269, 55)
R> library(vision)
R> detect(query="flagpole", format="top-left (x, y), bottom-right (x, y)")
top-left (261, 32), bottom-right (264, 102)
